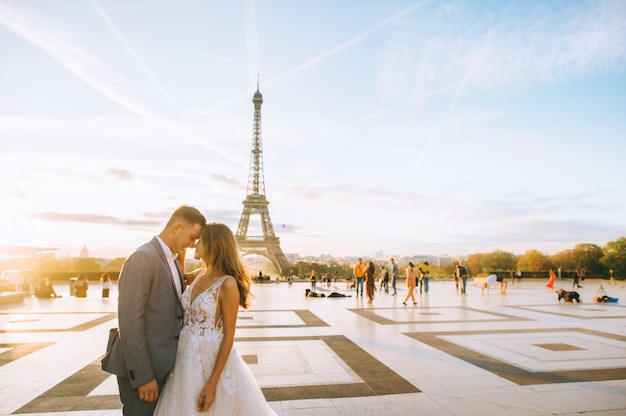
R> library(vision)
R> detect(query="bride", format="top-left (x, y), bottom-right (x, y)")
top-left (154, 222), bottom-right (277, 415)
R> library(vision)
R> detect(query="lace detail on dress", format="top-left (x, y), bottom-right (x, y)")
top-left (222, 368), bottom-right (236, 395)
top-left (154, 274), bottom-right (277, 415)
top-left (182, 275), bottom-right (236, 394)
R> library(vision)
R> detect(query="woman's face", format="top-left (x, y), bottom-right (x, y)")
top-left (193, 238), bottom-right (206, 261)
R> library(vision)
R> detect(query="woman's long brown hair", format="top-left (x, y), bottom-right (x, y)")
top-left (200, 222), bottom-right (251, 309)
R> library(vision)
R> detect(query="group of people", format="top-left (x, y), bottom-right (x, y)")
top-left (33, 273), bottom-right (112, 298)
top-left (349, 258), bottom-right (433, 305)
top-left (101, 205), bottom-right (277, 415)
top-left (307, 270), bottom-right (338, 291)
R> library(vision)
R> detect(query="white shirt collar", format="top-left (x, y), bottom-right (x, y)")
top-left (156, 236), bottom-right (178, 261)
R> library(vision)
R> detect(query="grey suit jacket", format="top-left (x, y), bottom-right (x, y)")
top-left (102, 237), bottom-right (184, 388)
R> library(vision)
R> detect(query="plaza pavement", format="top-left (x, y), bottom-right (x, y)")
top-left (1, 277), bottom-right (626, 415)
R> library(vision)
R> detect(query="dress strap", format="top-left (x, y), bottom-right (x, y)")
top-left (214, 275), bottom-right (235, 329)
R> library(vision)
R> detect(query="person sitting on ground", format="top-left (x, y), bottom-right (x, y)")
top-left (35, 277), bottom-right (61, 298)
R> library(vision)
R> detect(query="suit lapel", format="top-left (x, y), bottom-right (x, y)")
top-left (151, 237), bottom-right (183, 302)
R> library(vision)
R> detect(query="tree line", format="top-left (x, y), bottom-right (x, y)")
top-left (459, 237), bottom-right (626, 278)
top-left (2, 237), bottom-right (624, 281)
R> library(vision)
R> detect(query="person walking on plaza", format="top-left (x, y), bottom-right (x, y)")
top-left (609, 269), bottom-right (617, 285)
top-left (403, 262), bottom-right (417, 306)
top-left (573, 270), bottom-right (582, 288)
top-left (153, 222), bottom-right (277, 415)
top-left (416, 261), bottom-right (424, 295)
top-left (379, 265), bottom-right (389, 293)
top-left (557, 265), bottom-right (563, 280)
top-left (457, 261), bottom-right (469, 295)
top-left (102, 205), bottom-right (206, 416)
top-left (390, 258), bottom-right (398, 295)
top-left (353, 258), bottom-right (366, 298)
top-left (418, 261), bottom-right (430, 294)
top-left (365, 261), bottom-right (376, 304)
top-left (546, 269), bottom-right (557, 289)
top-left (310, 269), bottom-right (317, 292)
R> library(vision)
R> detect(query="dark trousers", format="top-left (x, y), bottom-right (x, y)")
top-left (356, 277), bottom-right (365, 296)
top-left (117, 376), bottom-right (163, 416)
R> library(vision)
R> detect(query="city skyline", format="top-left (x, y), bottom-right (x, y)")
top-left (1, 1), bottom-right (625, 260)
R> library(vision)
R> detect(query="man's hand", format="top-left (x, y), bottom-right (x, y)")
top-left (137, 379), bottom-right (159, 402)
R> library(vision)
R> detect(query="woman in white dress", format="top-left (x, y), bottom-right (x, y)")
top-left (154, 222), bottom-right (277, 415)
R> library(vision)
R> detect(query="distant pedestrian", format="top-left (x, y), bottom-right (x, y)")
top-left (365, 261), bottom-right (376, 304)
top-left (310, 269), bottom-right (317, 291)
top-left (353, 259), bottom-right (366, 298)
top-left (609, 269), bottom-right (617, 285)
top-left (390, 258), bottom-right (398, 295)
top-left (403, 262), bottom-right (417, 306)
top-left (573, 270), bottom-right (582, 288)
top-left (100, 272), bottom-right (112, 298)
top-left (380, 266), bottom-right (389, 293)
top-left (546, 269), bottom-right (556, 289)
top-left (557, 266), bottom-right (563, 280)
top-left (457, 261), bottom-right (469, 295)
top-left (75, 274), bottom-right (89, 297)
top-left (416, 261), bottom-right (424, 294)
top-left (418, 261), bottom-right (430, 294)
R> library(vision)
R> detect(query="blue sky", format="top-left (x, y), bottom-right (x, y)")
top-left (1, 0), bottom-right (625, 259)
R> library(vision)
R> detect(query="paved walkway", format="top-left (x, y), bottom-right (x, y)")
top-left (1, 278), bottom-right (626, 415)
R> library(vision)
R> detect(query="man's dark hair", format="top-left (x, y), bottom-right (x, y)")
top-left (167, 205), bottom-right (206, 228)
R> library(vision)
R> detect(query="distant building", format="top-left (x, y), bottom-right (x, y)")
top-left (79, 244), bottom-right (89, 258)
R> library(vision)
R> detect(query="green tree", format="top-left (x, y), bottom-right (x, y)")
top-left (480, 250), bottom-right (516, 273)
top-left (601, 237), bottom-right (626, 279)
top-left (72, 257), bottom-right (101, 273)
top-left (34, 253), bottom-right (73, 273)
top-left (440, 262), bottom-right (457, 276)
top-left (465, 253), bottom-right (483, 275)
top-left (517, 250), bottom-right (553, 271)
top-left (571, 243), bottom-right (604, 275)
top-left (551, 249), bottom-right (575, 271)
top-left (103, 257), bottom-right (127, 272)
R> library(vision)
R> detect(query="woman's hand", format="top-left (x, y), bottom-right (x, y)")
top-left (197, 381), bottom-right (217, 412)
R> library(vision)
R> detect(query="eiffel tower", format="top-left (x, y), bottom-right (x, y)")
top-left (235, 82), bottom-right (289, 274)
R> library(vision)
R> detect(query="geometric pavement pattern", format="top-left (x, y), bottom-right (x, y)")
top-left (2, 279), bottom-right (626, 415)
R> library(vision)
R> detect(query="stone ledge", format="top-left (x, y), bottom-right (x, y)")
top-left (0, 291), bottom-right (27, 306)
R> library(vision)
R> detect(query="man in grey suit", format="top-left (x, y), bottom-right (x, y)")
top-left (102, 205), bottom-right (205, 416)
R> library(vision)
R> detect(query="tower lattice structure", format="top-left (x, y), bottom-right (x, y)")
top-left (235, 83), bottom-right (289, 274)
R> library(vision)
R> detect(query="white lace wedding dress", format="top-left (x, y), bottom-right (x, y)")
top-left (154, 275), bottom-right (277, 415)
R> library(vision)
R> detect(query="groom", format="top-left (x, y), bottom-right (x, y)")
top-left (102, 205), bottom-right (205, 416)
